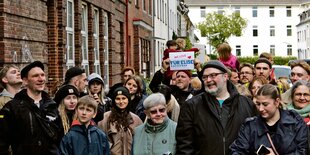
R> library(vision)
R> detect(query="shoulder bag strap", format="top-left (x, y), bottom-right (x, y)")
top-left (267, 133), bottom-right (279, 155)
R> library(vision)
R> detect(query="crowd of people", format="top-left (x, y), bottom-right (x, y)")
top-left (0, 39), bottom-right (309, 155)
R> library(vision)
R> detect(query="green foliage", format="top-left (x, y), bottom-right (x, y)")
top-left (185, 37), bottom-right (192, 50)
top-left (172, 31), bottom-right (178, 40)
top-left (208, 54), bottom-right (218, 60)
top-left (238, 56), bottom-right (297, 65)
top-left (197, 12), bottom-right (247, 48)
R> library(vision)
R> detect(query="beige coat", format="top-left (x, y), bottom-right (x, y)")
top-left (98, 111), bottom-right (142, 155)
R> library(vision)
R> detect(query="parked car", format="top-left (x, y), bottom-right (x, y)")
top-left (273, 65), bottom-right (291, 80)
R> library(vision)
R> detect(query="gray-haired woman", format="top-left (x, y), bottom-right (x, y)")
top-left (132, 93), bottom-right (177, 155)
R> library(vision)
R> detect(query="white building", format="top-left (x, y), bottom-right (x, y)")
top-left (297, 2), bottom-right (310, 59)
top-left (153, 0), bottom-right (196, 71)
top-left (185, 0), bottom-right (304, 57)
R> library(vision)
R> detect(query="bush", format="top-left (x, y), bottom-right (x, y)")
top-left (237, 56), bottom-right (297, 65)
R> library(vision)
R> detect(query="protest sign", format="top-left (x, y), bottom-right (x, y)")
top-left (169, 51), bottom-right (194, 70)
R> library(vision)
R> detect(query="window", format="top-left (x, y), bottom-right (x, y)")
top-left (236, 45), bottom-right (241, 56)
top-left (66, 0), bottom-right (74, 68)
top-left (270, 25), bottom-right (275, 36)
top-left (200, 6), bottom-right (206, 17)
top-left (93, 9), bottom-right (100, 74)
top-left (253, 25), bottom-right (258, 37)
top-left (234, 6), bottom-right (240, 14)
top-left (103, 12), bottom-right (109, 89)
top-left (157, 0), bottom-right (159, 18)
top-left (135, 0), bottom-right (139, 7)
top-left (149, 0), bottom-right (152, 15)
top-left (253, 45), bottom-right (258, 56)
top-left (142, 0), bottom-right (146, 11)
top-left (286, 6), bottom-right (291, 17)
top-left (270, 45), bottom-right (275, 56)
top-left (218, 6), bottom-right (224, 15)
top-left (269, 6), bottom-right (274, 17)
top-left (252, 6), bottom-right (257, 17)
top-left (287, 25), bottom-right (292, 36)
top-left (287, 44), bottom-right (292, 55)
top-left (81, 4), bottom-right (89, 75)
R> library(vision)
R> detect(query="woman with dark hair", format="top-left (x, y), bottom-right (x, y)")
top-left (124, 75), bottom-right (147, 121)
top-left (98, 86), bottom-right (142, 155)
top-left (230, 84), bottom-right (308, 155)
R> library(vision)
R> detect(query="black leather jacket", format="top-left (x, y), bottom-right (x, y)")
top-left (230, 109), bottom-right (308, 155)
top-left (176, 81), bottom-right (256, 155)
top-left (0, 89), bottom-right (63, 155)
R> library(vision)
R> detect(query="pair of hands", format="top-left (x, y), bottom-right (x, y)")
top-left (161, 58), bottom-right (202, 71)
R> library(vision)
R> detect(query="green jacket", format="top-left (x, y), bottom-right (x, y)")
top-left (133, 117), bottom-right (176, 155)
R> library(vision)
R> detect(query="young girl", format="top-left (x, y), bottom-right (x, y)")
top-left (217, 43), bottom-right (240, 71)
top-left (87, 73), bottom-right (112, 123)
top-left (54, 85), bottom-right (79, 134)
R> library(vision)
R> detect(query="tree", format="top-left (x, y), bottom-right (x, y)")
top-left (197, 12), bottom-right (247, 49)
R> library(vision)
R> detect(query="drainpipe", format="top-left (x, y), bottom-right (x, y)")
top-left (125, 0), bottom-right (129, 65)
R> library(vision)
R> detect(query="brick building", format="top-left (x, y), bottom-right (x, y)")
top-left (0, 0), bottom-right (152, 94)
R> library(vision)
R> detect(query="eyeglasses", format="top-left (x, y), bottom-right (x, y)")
top-left (294, 93), bottom-right (310, 98)
top-left (149, 108), bottom-right (166, 115)
top-left (202, 73), bottom-right (224, 80)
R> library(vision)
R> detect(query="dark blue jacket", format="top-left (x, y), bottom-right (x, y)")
top-left (230, 109), bottom-right (308, 155)
top-left (59, 120), bottom-right (110, 155)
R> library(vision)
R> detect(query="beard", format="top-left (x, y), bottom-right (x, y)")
top-left (205, 82), bottom-right (222, 96)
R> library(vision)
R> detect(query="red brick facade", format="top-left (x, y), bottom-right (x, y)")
top-left (0, 0), bottom-right (144, 94)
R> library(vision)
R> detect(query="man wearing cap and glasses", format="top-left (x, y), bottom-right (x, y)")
top-left (176, 60), bottom-right (256, 155)
top-left (0, 61), bottom-right (62, 155)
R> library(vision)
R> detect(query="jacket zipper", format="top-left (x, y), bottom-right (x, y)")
top-left (29, 112), bottom-right (33, 135)
top-left (219, 105), bottom-right (226, 155)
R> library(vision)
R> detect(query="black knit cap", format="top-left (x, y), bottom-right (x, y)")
top-left (54, 85), bottom-right (80, 104)
top-left (202, 60), bottom-right (228, 73)
top-left (254, 58), bottom-right (272, 69)
top-left (64, 67), bottom-right (85, 84)
top-left (21, 61), bottom-right (44, 79)
top-left (112, 86), bottom-right (131, 101)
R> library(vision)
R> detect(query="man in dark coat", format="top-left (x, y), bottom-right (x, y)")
top-left (176, 60), bottom-right (256, 155)
top-left (0, 61), bottom-right (63, 155)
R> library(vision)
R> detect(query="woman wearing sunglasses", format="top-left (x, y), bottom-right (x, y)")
top-left (132, 93), bottom-right (177, 155)
top-left (230, 84), bottom-right (308, 155)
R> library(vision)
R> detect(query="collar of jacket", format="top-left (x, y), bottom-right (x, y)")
top-left (145, 117), bottom-right (169, 133)
top-left (257, 109), bottom-right (297, 136)
top-left (71, 119), bottom-right (95, 127)
top-left (0, 89), bottom-right (14, 98)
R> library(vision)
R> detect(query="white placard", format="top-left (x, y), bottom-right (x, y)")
top-left (169, 51), bottom-right (195, 70)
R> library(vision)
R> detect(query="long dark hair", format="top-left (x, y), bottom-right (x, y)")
top-left (108, 87), bottom-right (134, 132)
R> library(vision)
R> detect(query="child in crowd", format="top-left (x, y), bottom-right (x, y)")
top-left (59, 96), bottom-right (110, 155)
top-left (217, 43), bottom-right (240, 71)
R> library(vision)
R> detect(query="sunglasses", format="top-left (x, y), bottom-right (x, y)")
top-left (149, 108), bottom-right (166, 115)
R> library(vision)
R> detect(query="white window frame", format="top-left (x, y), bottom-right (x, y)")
top-left (287, 44), bottom-right (292, 55)
top-left (103, 12), bottom-right (109, 90)
top-left (200, 6), bottom-right (206, 17)
top-left (81, 3), bottom-right (89, 75)
top-left (253, 45), bottom-right (258, 56)
top-left (287, 25), bottom-right (292, 36)
top-left (270, 25), bottom-right (275, 37)
top-left (234, 6), bottom-right (240, 14)
top-left (252, 6), bottom-right (257, 17)
top-left (66, 0), bottom-right (74, 68)
top-left (269, 6), bottom-right (275, 17)
top-left (286, 6), bottom-right (291, 17)
top-left (270, 45), bottom-right (275, 56)
top-left (93, 8), bottom-right (100, 75)
top-left (236, 45), bottom-right (241, 56)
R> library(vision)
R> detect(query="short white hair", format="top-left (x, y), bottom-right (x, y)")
top-left (143, 93), bottom-right (166, 110)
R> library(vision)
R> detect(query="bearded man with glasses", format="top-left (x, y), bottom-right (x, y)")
top-left (176, 60), bottom-right (256, 155)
